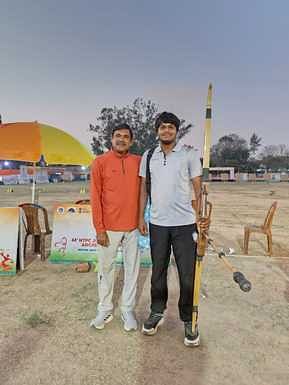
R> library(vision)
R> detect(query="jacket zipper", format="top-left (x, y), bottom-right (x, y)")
top-left (163, 153), bottom-right (167, 166)
top-left (121, 159), bottom-right (125, 174)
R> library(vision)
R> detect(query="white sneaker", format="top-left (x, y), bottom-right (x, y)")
top-left (121, 311), bottom-right (138, 331)
top-left (90, 311), bottom-right (113, 330)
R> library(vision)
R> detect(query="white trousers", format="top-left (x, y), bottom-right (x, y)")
top-left (97, 229), bottom-right (140, 313)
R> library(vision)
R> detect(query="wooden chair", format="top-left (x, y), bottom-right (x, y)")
top-left (19, 203), bottom-right (52, 260)
top-left (74, 199), bottom-right (90, 204)
top-left (244, 201), bottom-right (278, 256)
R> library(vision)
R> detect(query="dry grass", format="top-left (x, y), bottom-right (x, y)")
top-left (0, 181), bottom-right (289, 385)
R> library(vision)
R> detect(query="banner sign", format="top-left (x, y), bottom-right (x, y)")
top-left (49, 203), bottom-right (152, 267)
top-left (0, 207), bottom-right (20, 276)
top-left (49, 204), bottom-right (98, 263)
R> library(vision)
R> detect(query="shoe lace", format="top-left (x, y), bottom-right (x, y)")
top-left (150, 313), bottom-right (163, 320)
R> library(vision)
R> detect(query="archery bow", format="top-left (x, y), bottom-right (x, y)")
top-left (192, 84), bottom-right (251, 336)
top-left (191, 83), bottom-right (212, 335)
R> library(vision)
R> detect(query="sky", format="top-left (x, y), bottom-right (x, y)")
top-left (1, 0), bottom-right (289, 153)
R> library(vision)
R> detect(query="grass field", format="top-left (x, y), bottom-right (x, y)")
top-left (0, 181), bottom-right (289, 385)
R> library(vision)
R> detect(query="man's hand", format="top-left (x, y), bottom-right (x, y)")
top-left (197, 216), bottom-right (210, 232)
top-left (97, 231), bottom-right (110, 247)
top-left (138, 218), bottom-right (148, 236)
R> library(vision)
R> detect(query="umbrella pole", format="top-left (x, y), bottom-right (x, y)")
top-left (32, 163), bottom-right (36, 203)
top-left (31, 162), bottom-right (40, 253)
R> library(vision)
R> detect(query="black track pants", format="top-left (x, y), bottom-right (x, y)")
top-left (149, 223), bottom-right (198, 322)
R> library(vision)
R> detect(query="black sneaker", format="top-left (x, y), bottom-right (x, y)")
top-left (184, 322), bottom-right (200, 347)
top-left (142, 312), bottom-right (164, 335)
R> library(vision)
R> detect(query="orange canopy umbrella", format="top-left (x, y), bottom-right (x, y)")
top-left (0, 122), bottom-right (94, 165)
top-left (0, 122), bottom-right (94, 202)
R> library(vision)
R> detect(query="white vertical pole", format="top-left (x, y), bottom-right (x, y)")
top-left (32, 163), bottom-right (36, 203)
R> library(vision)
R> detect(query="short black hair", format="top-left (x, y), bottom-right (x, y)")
top-left (112, 123), bottom-right (133, 139)
top-left (155, 112), bottom-right (181, 132)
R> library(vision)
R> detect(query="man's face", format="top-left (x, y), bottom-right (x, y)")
top-left (157, 123), bottom-right (177, 145)
top-left (111, 129), bottom-right (133, 154)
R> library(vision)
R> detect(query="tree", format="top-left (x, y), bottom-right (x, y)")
top-left (210, 134), bottom-right (250, 170)
top-left (89, 98), bottom-right (192, 155)
top-left (249, 133), bottom-right (262, 157)
top-left (259, 144), bottom-right (289, 171)
top-left (260, 144), bottom-right (289, 158)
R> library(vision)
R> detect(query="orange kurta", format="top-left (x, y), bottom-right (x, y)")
top-left (90, 150), bottom-right (141, 232)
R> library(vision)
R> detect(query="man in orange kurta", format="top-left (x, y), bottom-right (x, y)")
top-left (90, 124), bottom-right (141, 331)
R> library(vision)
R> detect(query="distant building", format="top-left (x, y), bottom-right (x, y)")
top-left (209, 167), bottom-right (235, 181)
